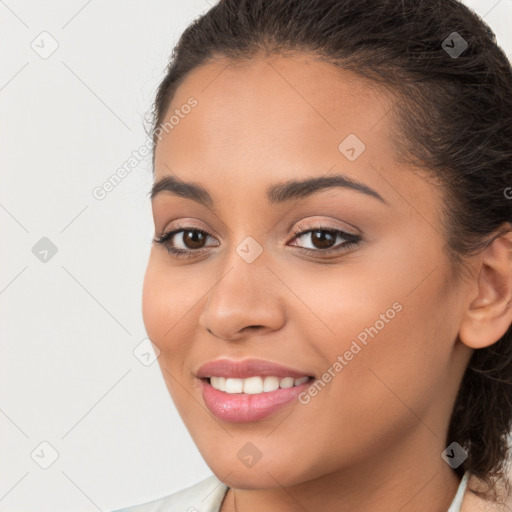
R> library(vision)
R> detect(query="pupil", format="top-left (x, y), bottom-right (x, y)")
top-left (312, 230), bottom-right (335, 249)
top-left (185, 230), bottom-right (205, 249)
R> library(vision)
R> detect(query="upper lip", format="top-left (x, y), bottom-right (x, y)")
top-left (196, 358), bottom-right (312, 379)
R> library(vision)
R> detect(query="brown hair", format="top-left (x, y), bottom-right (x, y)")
top-left (149, 0), bottom-right (512, 501)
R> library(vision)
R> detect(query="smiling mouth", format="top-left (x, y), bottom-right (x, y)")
top-left (204, 375), bottom-right (314, 394)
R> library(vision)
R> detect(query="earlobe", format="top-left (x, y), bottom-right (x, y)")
top-left (459, 228), bottom-right (512, 350)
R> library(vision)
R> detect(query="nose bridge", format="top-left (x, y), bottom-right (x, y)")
top-left (217, 215), bottom-right (268, 281)
top-left (212, 235), bottom-right (269, 307)
top-left (199, 235), bottom-right (284, 338)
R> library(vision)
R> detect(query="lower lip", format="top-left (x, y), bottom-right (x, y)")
top-left (200, 378), bottom-right (312, 423)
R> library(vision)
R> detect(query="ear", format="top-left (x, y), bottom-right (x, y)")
top-left (459, 227), bottom-right (512, 349)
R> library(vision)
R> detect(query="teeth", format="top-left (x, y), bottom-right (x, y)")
top-left (210, 376), bottom-right (226, 392)
top-left (243, 376), bottom-right (264, 394)
top-left (225, 378), bottom-right (243, 393)
top-left (209, 376), bottom-right (310, 394)
top-left (263, 376), bottom-right (279, 392)
top-left (279, 377), bottom-right (294, 388)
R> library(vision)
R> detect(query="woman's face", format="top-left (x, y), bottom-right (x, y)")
top-left (142, 53), bottom-right (474, 490)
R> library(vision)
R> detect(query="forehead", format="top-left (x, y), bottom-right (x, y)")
top-left (154, 53), bottom-right (395, 178)
top-left (151, 54), bottom-right (432, 216)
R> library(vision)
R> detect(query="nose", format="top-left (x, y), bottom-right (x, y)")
top-left (198, 255), bottom-right (286, 341)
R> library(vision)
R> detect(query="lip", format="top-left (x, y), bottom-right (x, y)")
top-left (200, 378), bottom-right (313, 423)
top-left (196, 358), bottom-right (314, 423)
top-left (196, 358), bottom-right (312, 379)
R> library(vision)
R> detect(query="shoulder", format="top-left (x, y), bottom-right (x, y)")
top-left (111, 474), bottom-right (229, 512)
top-left (461, 474), bottom-right (512, 512)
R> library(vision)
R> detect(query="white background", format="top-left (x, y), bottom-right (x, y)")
top-left (1, 1), bottom-right (511, 511)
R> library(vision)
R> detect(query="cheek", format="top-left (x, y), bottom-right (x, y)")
top-left (301, 243), bottom-right (456, 421)
top-left (141, 259), bottom-right (169, 348)
top-left (316, 273), bottom-right (456, 438)
top-left (141, 255), bottom-right (192, 360)
top-left (141, 260), bottom-right (196, 411)
top-left (141, 254), bottom-right (206, 388)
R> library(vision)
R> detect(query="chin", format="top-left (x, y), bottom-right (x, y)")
top-left (214, 469), bottom-right (293, 490)
top-left (203, 453), bottom-right (312, 490)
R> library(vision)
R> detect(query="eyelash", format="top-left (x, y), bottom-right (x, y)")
top-left (153, 222), bottom-right (361, 259)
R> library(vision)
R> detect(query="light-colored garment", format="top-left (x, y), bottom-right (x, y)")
top-left (448, 471), bottom-right (469, 512)
top-left (112, 475), bottom-right (228, 512)
top-left (112, 471), bottom-right (470, 512)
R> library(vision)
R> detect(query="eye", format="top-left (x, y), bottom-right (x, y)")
top-left (153, 222), bottom-right (362, 259)
top-left (153, 226), bottom-right (219, 259)
top-left (288, 222), bottom-right (361, 256)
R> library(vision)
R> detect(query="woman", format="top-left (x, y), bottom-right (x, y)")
top-left (115, 0), bottom-right (512, 510)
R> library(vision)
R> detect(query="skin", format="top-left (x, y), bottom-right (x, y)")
top-left (142, 53), bottom-right (512, 512)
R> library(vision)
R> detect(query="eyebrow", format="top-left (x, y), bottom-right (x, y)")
top-left (149, 173), bottom-right (387, 206)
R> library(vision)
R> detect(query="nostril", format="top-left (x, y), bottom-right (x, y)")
top-left (242, 325), bottom-right (263, 332)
